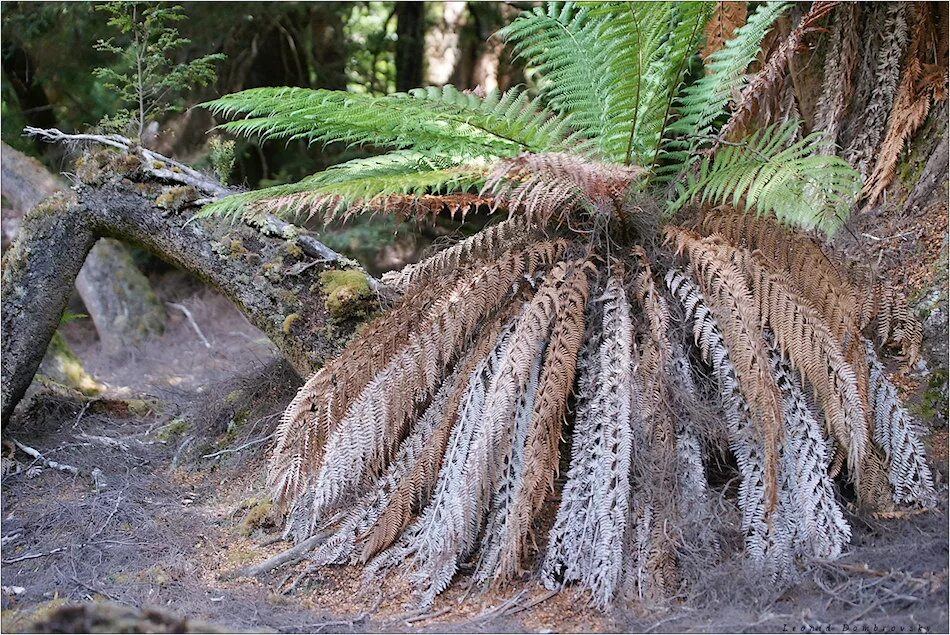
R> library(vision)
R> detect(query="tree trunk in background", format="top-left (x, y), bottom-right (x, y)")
top-left (1, 143), bottom-right (166, 353)
top-left (426, 2), bottom-right (467, 86)
top-left (0, 43), bottom-right (57, 155)
top-left (396, 2), bottom-right (426, 92)
top-left (1, 147), bottom-right (379, 423)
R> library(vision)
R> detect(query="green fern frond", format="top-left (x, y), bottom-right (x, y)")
top-left (592, 1), bottom-right (713, 167)
top-left (665, 2), bottom-right (792, 164)
top-left (202, 85), bottom-right (572, 159)
top-left (498, 4), bottom-right (611, 158)
top-left (672, 122), bottom-right (861, 235)
top-left (198, 151), bottom-right (489, 221)
top-left (500, 2), bottom-right (712, 166)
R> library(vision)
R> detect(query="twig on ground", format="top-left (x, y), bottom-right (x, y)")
top-left (221, 529), bottom-right (332, 580)
top-left (202, 433), bottom-right (275, 459)
top-left (72, 400), bottom-right (93, 429)
top-left (2, 546), bottom-right (67, 564)
top-left (11, 439), bottom-right (80, 475)
top-left (470, 589), bottom-right (527, 624)
top-left (78, 432), bottom-right (129, 451)
top-left (503, 588), bottom-right (557, 616)
top-left (404, 606), bottom-right (452, 625)
top-left (166, 302), bottom-right (212, 349)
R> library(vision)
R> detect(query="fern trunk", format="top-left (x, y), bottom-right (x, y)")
top-left (1, 148), bottom-right (376, 423)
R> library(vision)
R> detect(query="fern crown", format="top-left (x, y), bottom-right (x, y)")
top-left (201, 1), bottom-right (860, 235)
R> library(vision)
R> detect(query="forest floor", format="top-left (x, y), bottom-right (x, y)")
top-left (2, 196), bottom-right (949, 633)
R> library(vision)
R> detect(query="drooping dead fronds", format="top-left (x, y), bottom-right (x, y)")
top-left (543, 274), bottom-right (635, 608)
top-left (844, 2), bottom-right (912, 177)
top-left (814, 3), bottom-right (860, 152)
top-left (700, 209), bottom-right (859, 342)
top-left (664, 226), bottom-right (783, 511)
top-left (262, 204), bottom-right (931, 609)
top-left (494, 261), bottom-right (592, 583)
top-left (863, 3), bottom-right (949, 204)
top-left (865, 341), bottom-right (936, 507)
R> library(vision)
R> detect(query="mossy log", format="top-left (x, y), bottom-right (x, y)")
top-left (1, 141), bottom-right (166, 353)
top-left (1, 139), bottom-right (381, 424)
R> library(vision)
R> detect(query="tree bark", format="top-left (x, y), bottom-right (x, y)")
top-left (396, 2), bottom-right (426, 92)
top-left (1, 142), bottom-right (166, 353)
top-left (904, 133), bottom-right (949, 212)
top-left (1, 142), bottom-right (380, 423)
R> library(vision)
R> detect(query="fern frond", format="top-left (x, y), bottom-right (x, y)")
top-left (863, 5), bottom-right (946, 204)
top-left (665, 2), bottom-right (791, 163)
top-left (843, 3), bottom-right (911, 177)
top-left (664, 228), bottom-right (783, 511)
top-left (700, 209), bottom-right (860, 342)
top-left (499, 2), bottom-right (712, 165)
top-left (541, 289), bottom-right (605, 590)
top-left (664, 267), bottom-right (784, 569)
top-left (306, 242), bottom-right (567, 526)
top-left (717, 1), bottom-right (837, 143)
top-left (673, 122), bottom-right (861, 235)
top-left (731, 248), bottom-right (869, 491)
top-left (865, 340), bottom-right (936, 507)
top-left (360, 298), bottom-right (529, 561)
top-left (199, 151), bottom-right (489, 222)
top-left (203, 85), bottom-right (572, 158)
top-left (770, 347), bottom-right (851, 560)
top-left (381, 216), bottom-right (532, 294)
top-left (495, 260), bottom-right (592, 583)
top-left (592, 1), bottom-right (714, 165)
top-left (814, 3), bottom-right (860, 153)
top-left (857, 279), bottom-right (923, 366)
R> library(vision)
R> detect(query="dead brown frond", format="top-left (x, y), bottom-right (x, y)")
top-left (856, 279), bottom-right (924, 366)
top-left (381, 216), bottom-right (532, 293)
top-left (664, 226), bottom-right (783, 513)
top-left (699, 209), bottom-right (859, 343)
top-left (863, 3), bottom-right (949, 204)
top-left (731, 248), bottom-right (868, 492)
top-left (702, 2), bottom-right (749, 63)
top-left (482, 152), bottom-right (645, 226)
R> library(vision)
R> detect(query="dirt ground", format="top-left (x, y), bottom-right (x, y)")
top-left (2, 272), bottom-right (948, 634)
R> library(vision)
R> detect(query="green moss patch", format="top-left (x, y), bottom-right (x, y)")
top-left (319, 269), bottom-right (373, 320)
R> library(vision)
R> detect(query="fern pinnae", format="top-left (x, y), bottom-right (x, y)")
top-left (385, 316), bottom-right (520, 600)
top-left (586, 274), bottom-right (637, 608)
top-left (359, 298), bottom-right (529, 561)
top-left (381, 216), bottom-right (532, 293)
top-left (733, 249), bottom-right (868, 493)
top-left (495, 262), bottom-right (592, 582)
top-left (769, 344), bottom-right (851, 560)
top-left (541, 290), bottom-right (606, 590)
top-left (865, 341), bottom-right (936, 507)
top-left (664, 268), bottom-right (787, 572)
top-left (665, 227), bottom-right (783, 514)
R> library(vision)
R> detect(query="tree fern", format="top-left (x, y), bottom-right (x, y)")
top-left (196, 0), bottom-right (933, 611)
